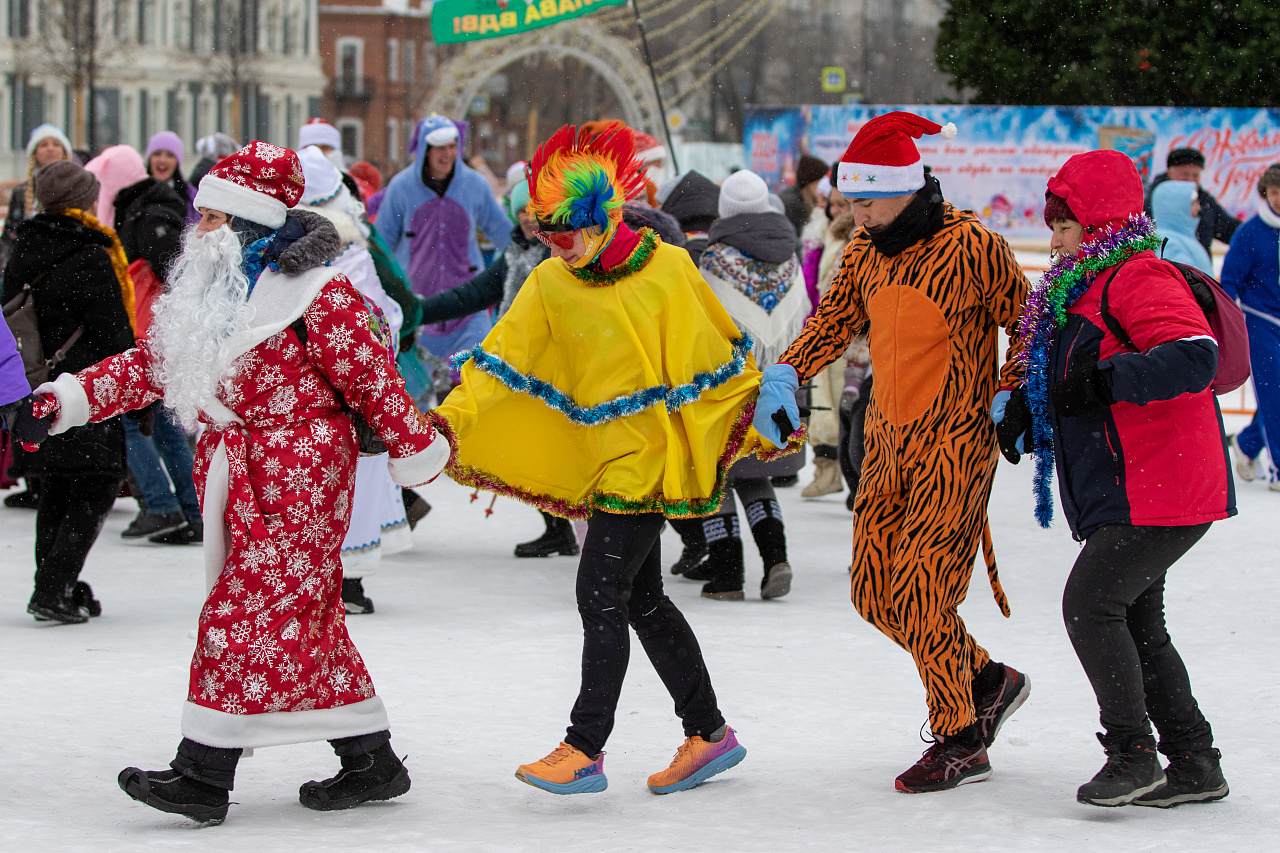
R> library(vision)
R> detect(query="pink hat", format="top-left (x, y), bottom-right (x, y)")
top-left (146, 130), bottom-right (185, 164)
top-left (84, 144), bottom-right (148, 227)
top-left (836, 111), bottom-right (956, 198)
top-left (193, 141), bottom-right (305, 229)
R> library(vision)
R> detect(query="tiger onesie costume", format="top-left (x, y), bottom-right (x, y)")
top-left (780, 200), bottom-right (1028, 740)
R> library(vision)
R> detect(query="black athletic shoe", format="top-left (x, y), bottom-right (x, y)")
top-left (700, 578), bottom-right (745, 601)
top-left (27, 592), bottom-right (89, 624)
top-left (770, 474), bottom-right (799, 488)
top-left (974, 664), bottom-right (1030, 748)
top-left (681, 557), bottom-right (715, 581)
top-left (670, 544), bottom-right (709, 576)
top-left (402, 489), bottom-right (432, 531)
top-left (118, 767), bottom-right (230, 824)
top-left (122, 510), bottom-right (187, 540)
top-left (514, 523), bottom-right (579, 558)
top-left (149, 521), bottom-right (203, 545)
top-left (760, 561), bottom-right (793, 599)
top-left (895, 733), bottom-right (991, 793)
top-left (1077, 733), bottom-right (1164, 807)
top-left (342, 578), bottom-right (375, 615)
top-left (1134, 748), bottom-right (1229, 808)
top-left (298, 743), bottom-right (411, 811)
top-left (3, 488), bottom-right (39, 509)
top-left (72, 581), bottom-right (102, 617)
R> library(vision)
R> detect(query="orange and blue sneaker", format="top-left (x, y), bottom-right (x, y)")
top-left (647, 726), bottom-right (746, 794)
top-left (515, 743), bottom-right (607, 795)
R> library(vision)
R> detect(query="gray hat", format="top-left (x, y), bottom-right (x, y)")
top-left (34, 159), bottom-right (100, 213)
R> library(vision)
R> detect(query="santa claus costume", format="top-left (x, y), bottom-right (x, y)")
top-left (298, 145), bottom-right (412, 615)
top-left (28, 142), bottom-right (448, 823)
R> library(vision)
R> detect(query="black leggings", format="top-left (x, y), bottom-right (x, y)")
top-left (1062, 523), bottom-right (1213, 753)
top-left (33, 473), bottom-right (120, 599)
top-left (566, 512), bottom-right (724, 758)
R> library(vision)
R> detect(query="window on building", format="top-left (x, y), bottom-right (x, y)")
top-left (403, 41), bottom-right (414, 85)
top-left (337, 39), bottom-right (362, 95)
top-left (282, 9), bottom-right (293, 55)
top-left (138, 0), bottom-right (153, 44)
top-left (337, 119), bottom-right (361, 161)
top-left (9, 0), bottom-right (31, 38)
top-left (387, 117), bottom-right (399, 163)
top-left (114, 0), bottom-right (128, 40)
top-left (387, 39), bottom-right (399, 84)
top-left (423, 43), bottom-right (436, 85)
top-left (94, 88), bottom-right (122, 148)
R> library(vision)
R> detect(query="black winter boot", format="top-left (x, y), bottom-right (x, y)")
top-left (72, 581), bottom-right (102, 617)
top-left (118, 768), bottom-right (230, 824)
top-left (1134, 748), bottom-right (1228, 808)
top-left (402, 488), bottom-right (432, 530)
top-left (342, 577), bottom-right (375, 614)
top-left (27, 591), bottom-right (88, 624)
top-left (667, 517), bottom-right (708, 576)
top-left (299, 743), bottom-right (411, 811)
top-left (745, 499), bottom-right (791, 599)
top-left (514, 512), bottom-right (579, 558)
top-left (700, 520), bottom-right (745, 601)
top-left (1077, 733), bottom-right (1164, 807)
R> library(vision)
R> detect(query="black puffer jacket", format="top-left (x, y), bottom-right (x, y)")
top-left (2, 213), bottom-right (135, 475)
top-left (661, 171), bottom-right (720, 264)
top-left (113, 177), bottom-right (187, 282)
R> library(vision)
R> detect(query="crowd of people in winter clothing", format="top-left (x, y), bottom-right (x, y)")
top-left (3, 112), bottom-right (1275, 826)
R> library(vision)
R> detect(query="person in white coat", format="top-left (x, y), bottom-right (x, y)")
top-left (299, 145), bottom-right (412, 614)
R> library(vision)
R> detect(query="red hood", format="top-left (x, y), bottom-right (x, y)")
top-left (1046, 150), bottom-right (1145, 237)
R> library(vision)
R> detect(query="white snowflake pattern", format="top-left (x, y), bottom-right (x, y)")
top-left (326, 288), bottom-right (353, 309)
top-left (203, 627), bottom-right (229, 660)
top-left (281, 618), bottom-right (301, 640)
top-left (242, 673), bottom-right (269, 701)
top-left (244, 591), bottom-right (267, 613)
top-left (331, 359), bottom-right (353, 376)
top-left (268, 384), bottom-right (299, 415)
top-left (215, 600), bottom-right (236, 618)
top-left (92, 374), bottom-right (119, 404)
top-left (322, 462), bottom-right (343, 489)
top-left (256, 364), bottom-right (284, 391)
top-left (198, 671), bottom-right (222, 701)
top-left (221, 696), bottom-right (247, 715)
top-left (325, 324), bottom-right (355, 353)
top-left (230, 621), bottom-right (253, 644)
top-left (284, 465), bottom-right (312, 493)
top-left (226, 577), bottom-right (246, 597)
top-left (310, 420), bottom-right (335, 443)
top-left (259, 482), bottom-right (282, 503)
top-left (262, 456), bottom-right (284, 477)
top-left (265, 429), bottom-right (290, 448)
top-left (353, 343), bottom-right (375, 364)
top-left (329, 667), bottom-right (352, 694)
top-left (286, 503), bottom-right (309, 524)
top-left (249, 636), bottom-right (281, 667)
top-left (254, 141), bottom-right (289, 162)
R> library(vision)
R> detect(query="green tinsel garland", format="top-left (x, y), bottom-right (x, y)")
top-left (568, 227), bottom-right (659, 287)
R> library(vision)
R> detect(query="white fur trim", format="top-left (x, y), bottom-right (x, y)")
top-left (940, 122), bottom-right (958, 140)
top-left (298, 121), bottom-right (342, 151)
top-left (194, 174), bottom-right (288, 229)
top-left (202, 438), bottom-right (230, 593)
top-left (223, 267), bottom-right (339, 367)
top-left (35, 373), bottom-right (90, 435)
top-left (387, 438), bottom-right (450, 488)
top-left (180, 696), bottom-right (389, 749)
top-left (1257, 196), bottom-right (1280, 230)
top-left (837, 160), bottom-right (923, 196)
top-left (424, 124), bottom-right (459, 147)
top-left (639, 144), bottom-right (667, 163)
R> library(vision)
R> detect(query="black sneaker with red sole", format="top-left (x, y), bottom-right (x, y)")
top-left (975, 663), bottom-right (1030, 748)
top-left (895, 736), bottom-right (992, 793)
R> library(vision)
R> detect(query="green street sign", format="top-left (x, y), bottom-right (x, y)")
top-left (432, 0), bottom-right (627, 45)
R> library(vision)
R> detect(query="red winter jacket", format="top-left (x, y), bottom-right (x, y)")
top-left (1047, 151), bottom-right (1235, 539)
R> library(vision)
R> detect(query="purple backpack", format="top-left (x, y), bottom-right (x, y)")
top-left (1099, 254), bottom-right (1251, 394)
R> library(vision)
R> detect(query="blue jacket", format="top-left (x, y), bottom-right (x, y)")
top-left (374, 116), bottom-right (511, 335)
top-left (1152, 180), bottom-right (1214, 275)
top-left (0, 317), bottom-right (28, 406)
top-left (1220, 211), bottom-right (1280, 319)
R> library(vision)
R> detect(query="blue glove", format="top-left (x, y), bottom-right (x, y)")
top-left (752, 363), bottom-right (801, 448)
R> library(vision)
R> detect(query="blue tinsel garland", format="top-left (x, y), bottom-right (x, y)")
top-left (450, 335), bottom-right (755, 427)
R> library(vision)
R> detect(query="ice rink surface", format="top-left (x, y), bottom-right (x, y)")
top-left (2, 415), bottom-right (1276, 851)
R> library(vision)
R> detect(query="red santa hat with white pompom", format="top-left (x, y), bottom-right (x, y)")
top-left (193, 140), bottom-right (305, 229)
top-left (836, 111), bottom-right (957, 198)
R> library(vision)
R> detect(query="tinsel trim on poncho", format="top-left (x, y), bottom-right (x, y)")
top-left (1017, 214), bottom-right (1159, 527)
top-left (568, 227), bottom-right (658, 286)
top-left (449, 333), bottom-right (755, 427)
top-left (426, 399), bottom-right (804, 519)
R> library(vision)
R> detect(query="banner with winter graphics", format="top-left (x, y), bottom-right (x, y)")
top-left (431, 0), bottom-right (627, 44)
top-left (745, 105), bottom-right (1280, 239)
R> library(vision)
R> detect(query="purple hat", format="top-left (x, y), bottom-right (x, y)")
top-left (146, 131), bottom-right (185, 164)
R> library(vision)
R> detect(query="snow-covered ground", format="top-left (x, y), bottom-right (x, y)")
top-left (2, 416), bottom-right (1276, 852)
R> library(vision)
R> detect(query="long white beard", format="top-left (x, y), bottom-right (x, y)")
top-left (150, 226), bottom-right (255, 430)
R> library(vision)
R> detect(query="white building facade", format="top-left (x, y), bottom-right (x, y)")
top-left (0, 0), bottom-right (327, 180)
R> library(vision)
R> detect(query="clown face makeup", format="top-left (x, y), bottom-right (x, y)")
top-left (536, 221), bottom-right (616, 268)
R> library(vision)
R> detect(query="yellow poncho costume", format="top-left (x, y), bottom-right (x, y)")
top-left (429, 227), bottom-right (800, 518)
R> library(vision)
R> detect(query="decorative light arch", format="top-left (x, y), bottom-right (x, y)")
top-left (425, 21), bottom-right (662, 134)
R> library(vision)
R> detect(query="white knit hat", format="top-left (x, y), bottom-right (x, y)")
top-left (718, 170), bottom-right (771, 219)
top-left (26, 124), bottom-right (73, 160)
top-left (298, 118), bottom-right (341, 151)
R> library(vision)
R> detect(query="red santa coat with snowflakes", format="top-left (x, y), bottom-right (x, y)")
top-left (41, 264), bottom-right (448, 748)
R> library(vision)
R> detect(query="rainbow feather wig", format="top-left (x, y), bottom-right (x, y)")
top-left (527, 122), bottom-right (648, 231)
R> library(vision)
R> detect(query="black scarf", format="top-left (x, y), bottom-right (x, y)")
top-left (866, 175), bottom-right (946, 258)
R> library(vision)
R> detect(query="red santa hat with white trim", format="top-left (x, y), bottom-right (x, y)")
top-left (193, 140), bottom-right (305, 229)
top-left (836, 111), bottom-right (956, 198)
top-left (297, 117), bottom-right (341, 151)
